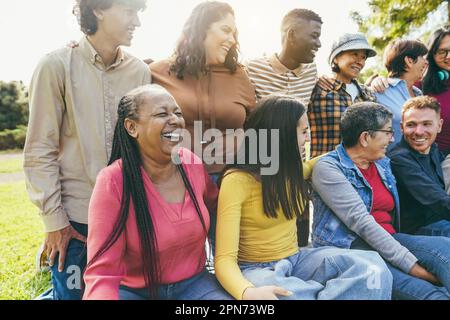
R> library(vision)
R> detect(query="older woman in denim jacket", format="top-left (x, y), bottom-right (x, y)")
top-left (311, 102), bottom-right (450, 300)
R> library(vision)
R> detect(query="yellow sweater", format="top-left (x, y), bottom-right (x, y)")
top-left (215, 159), bottom-right (318, 300)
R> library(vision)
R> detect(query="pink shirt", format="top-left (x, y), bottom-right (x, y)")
top-left (83, 148), bottom-right (217, 300)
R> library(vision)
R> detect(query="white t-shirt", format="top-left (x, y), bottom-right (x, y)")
top-left (345, 82), bottom-right (359, 102)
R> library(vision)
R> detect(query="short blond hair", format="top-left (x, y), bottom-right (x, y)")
top-left (402, 96), bottom-right (441, 121)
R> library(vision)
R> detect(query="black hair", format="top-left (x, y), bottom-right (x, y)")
top-left (281, 8), bottom-right (323, 30)
top-left (86, 85), bottom-right (208, 299)
top-left (423, 25), bottom-right (450, 95)
top-left (220, 95), bottom-right (311, 221)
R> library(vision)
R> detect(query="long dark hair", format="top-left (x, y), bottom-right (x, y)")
top-left (221, 95), bottom-right (311, 220)
top-left (86, 85), bottom-right (208, 299)
top-left (170, 1), bottom-right (239, 79)
top-left (423, 25), bottom-right (450, 95)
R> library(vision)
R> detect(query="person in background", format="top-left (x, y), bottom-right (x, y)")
top-left (246, 8), bottom-right (322, 246)
top-left (372, 26), bottom-right (450, 158)
top-left (83, 85), bottom-right (232, 300)
top-left (215, 95), bottom-right (393, 301)
top-left (374, 39), bottom-right (428, 151)
top-left (308, 33), bottom-right (377, 158)
top-left (149, 1), bottom-right (256, 258)
top-left (23, 0), bottom-right (150, 300)
top-left (388, 96), bottom-right (450, 237)
top-left (150, 1), bottom-right (256, 183)
top-left (246, 9), bottom-right (322, 106)
top-left (312, 102), bottom-right (450, 300)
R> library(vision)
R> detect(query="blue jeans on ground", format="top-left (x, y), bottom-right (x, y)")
top-left (415, 220), bottom-right (450, 238)
top-left (119, 270), bottom-right (232, 300)
top-left (388, 233), bottom-right (450, 300)
top-left (206, 173), bottom-right (220, 273)
top-left (37, 221), bottom-right (88, 300)
top-left (238, 247), bottom-right (393, 300)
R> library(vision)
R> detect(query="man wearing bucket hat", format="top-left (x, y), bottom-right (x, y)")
top-left (308, 33), bottom-right (377, 157)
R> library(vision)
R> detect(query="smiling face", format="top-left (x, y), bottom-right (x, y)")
top-left (402, 107), bottom-right (443, 154)
top-left (126, 91), bottom-right (185, 161)
top-left (334, 49), bottom-right (367, 83)
top-left (289, 19), bottom-right (322, 64)
top-left (203, 13), bottom-right (237, 66)
top-left (95, 3), bottom-right (141, 47)
top-left (434, 34), bottom-right (450, 72)
top-left (296, 113), bottom-right (311, 152)
top-left (364, 120), bottom-right (395, 161)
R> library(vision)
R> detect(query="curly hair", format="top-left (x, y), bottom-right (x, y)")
top-left (170, 1), bottom-right (239, 79)
top-left (73, 0), bottom-right (146, 35)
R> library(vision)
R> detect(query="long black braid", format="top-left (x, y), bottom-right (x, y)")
top-left (87, 92), bottom-right (160, 299)
top-left (87, 85), bottom-right (211, 299)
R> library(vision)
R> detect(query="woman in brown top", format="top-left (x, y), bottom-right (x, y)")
top-left (150, 1), bottom-right (256, 179)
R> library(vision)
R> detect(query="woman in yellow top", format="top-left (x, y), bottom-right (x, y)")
top-left (215, 95), bottom-right (393, 300)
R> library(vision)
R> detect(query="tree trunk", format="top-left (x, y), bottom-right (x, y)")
top-left (448, 0), bottom-right (450, 24)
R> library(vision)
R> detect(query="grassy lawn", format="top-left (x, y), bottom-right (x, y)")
top-left (0, 158), bottom-right (23, 174)
top-left (0, 162), bottom-right (51, 299)
top-left (0, 149), bottom-right (22, 155)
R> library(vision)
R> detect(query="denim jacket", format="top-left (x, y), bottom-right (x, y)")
top-left (312, 144), bottom-right (401, 248)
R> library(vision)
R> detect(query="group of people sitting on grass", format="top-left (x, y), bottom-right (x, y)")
top-left (23, 0), bottom-right (450, 300)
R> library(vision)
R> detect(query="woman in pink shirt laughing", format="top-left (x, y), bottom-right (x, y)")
top-left (83, 84), bottom-right (231, 300)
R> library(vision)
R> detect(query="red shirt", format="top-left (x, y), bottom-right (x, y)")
top-left (359, 163), bottom-right (396, 234)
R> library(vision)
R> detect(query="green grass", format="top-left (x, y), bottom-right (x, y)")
top-left (0, 149), bottom-right (22, 155)
top-left (0, 158), bottom-right (23, 174)
top-left (0, 181), bottom-right (51, 300)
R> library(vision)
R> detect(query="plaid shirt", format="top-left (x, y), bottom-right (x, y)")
top-left (308, 78), bottom-right (376, 157)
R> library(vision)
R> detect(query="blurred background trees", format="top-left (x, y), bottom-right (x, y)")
top-left (0, 81), bottom-right (28, 150)
top-left (353, 0), bottom-right (449, 82)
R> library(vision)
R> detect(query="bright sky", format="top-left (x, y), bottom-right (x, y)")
top-left (0, 0), bottom-right (370, 84)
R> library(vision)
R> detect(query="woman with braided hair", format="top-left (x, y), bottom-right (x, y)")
top-left (83, 84), bottom-right (231, 300)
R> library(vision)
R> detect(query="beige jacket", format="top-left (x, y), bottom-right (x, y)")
top-left (24, 37), bottom-right (151, 232)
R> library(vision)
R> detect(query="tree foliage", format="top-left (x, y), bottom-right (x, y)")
top-left (352, 0), bottom-right (449, 51)
top-left (0, 81), bottom-right (29, 131)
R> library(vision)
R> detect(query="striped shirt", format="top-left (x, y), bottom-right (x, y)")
top-left (246, 54), bottom-right (318, 106)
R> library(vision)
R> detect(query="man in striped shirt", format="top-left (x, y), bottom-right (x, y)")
top-left (246, 9), bottom-right (322, 248)
top-left (246, 9), bottom-right (322, 107)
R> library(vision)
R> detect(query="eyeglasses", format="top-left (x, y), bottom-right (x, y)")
top-left (436, 48), bottom-right (450, 59)
top-left (366, 129), bottom-right (395, 137)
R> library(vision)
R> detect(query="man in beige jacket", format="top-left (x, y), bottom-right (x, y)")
top-left (23, 0), bottom-right (150, 299)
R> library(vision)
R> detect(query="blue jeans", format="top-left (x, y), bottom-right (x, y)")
top-left (37, 221), bottom-right (87, 300)
top-left (238, 247), bottom-right (393, 300)
top-left (207, 173), bottom-right (220, 270)
top-left (387, 233), bottom-right (450, 300)
top-left (415, 220), bottom-right (450, 238)
top-left (119, 270), bottom-right (232, 300)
